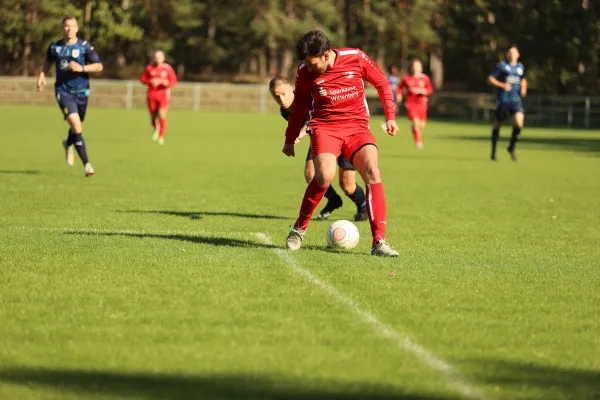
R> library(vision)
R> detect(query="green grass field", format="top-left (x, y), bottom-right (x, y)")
top-left (1, 105), bottom-right (599, 400)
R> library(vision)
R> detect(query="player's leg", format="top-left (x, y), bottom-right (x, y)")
top-left (306, 147), bottom-right (343, 221)
top-left (346, 133), bottom-right (399, 257)
top-left (337, 156), bottom-right (367, 221)
top-left (411, 117), bottom-right (423, 149)
top-left (508, 108), bottom-right (524, 161)
top-left (304, 157), bottom-right (315, 184)
top-left (157, 99), bottom-right (169, 144)
top-left (56, 94), bottom-right (75, 166)
top-left (66, 96), bottom-right (93, 176)
top-left (287, 133), bottom-right (341, 250)
top-left (491, 105), bottom-right (506, 160)
top-left (147, 97), bottom-right (160, 141)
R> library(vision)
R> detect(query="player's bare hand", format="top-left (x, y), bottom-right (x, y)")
top-left (282, 143), bottom-right (295, 157)
top-left (520, 87), bottom-right (527, 97)
top-left (150, 78), bottom-right (161, 87)
top-left (37, 74), bottom-right (46, 92)
top-left (385, 120), bottom-right (399, 136)
top-left (504, 83), bottom-right (512, 91)
top-left (68, 61), bottom-right (84, 72)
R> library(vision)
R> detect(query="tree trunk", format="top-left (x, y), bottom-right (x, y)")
top-left (204, 11), bottom-right (217, 74)
top-left (83, 0), bottom-right (93, 40)
top-left (376, 19), bottom-right (385, 69)
top-left (280, 48), bottom-right (294, 79)
top-left (268, 36), bottom-right (278, 75)
top-left (363, 0), bottom-right (371, 50)
top-left (258, 48), bottom-right (268, 77)
top-left (430, 48), bottom-right (444, 89)
top-left (399, 11), bottom-right (409, 73)
top-left (22, 0), bottom-right (37, 76)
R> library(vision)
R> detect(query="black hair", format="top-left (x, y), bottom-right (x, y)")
top-left (296, 30), bottom-right (331, 61)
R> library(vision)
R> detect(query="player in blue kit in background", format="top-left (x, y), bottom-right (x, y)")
top-left (387, 65), bottom-right (400, 105)
top-left (37, 16), bottom-right (103, 176)
top-left (488, 45), bottom-right (527, 161)
top-left (269, 76), bottom-right (368, 222)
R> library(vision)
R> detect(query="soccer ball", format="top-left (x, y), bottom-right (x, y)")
top-left (326, 220), bottom-right (360, 249)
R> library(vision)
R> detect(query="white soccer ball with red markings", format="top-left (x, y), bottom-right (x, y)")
top-left (326, 220), bottom-right (360, 249)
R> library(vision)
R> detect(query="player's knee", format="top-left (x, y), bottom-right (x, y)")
top-left (339, 173), bottom-right (356, 195)
top-left (304, 169), bottom-right (314, 184)
top-left (361, 165), bottom-right (381, 184)
top-left (314, 168), bottom-right (335, 186)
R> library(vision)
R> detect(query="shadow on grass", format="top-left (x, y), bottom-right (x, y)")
top-left (379, 153), bottom-right (485, 162)
top-left (0, 367), bottom-right (457, 400)
top-left (470, 358), bottom-right (600, 399)
top-left (121, 210), bottom-right (290, 221)
top-left (65, 231), bottom-right (278, 250)
top-left (0, 169), bottom-right (41, 175)
top-left (447, 135), bottom-right (600, 155)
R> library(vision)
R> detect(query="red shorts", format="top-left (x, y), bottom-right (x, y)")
top-left (405, 103), bottom-right (428, 121)
top-left (309, 126), bottom-right (376, 162)
top-left (147, 95), bottom-right (170, 113)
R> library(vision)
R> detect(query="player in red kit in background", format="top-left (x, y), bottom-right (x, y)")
top-left (283, 30), bottom-right (400, 257)
top-left (397, 59), bottom-right (433, 149)
top-left (140, 50), bottom-right (178, 145)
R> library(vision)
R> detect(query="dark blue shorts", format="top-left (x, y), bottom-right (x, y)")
top-left (56, 92), bottom-right (89, 122)
top-left (495, 102), bottom-right (524, 122)
top-left (306, 148), bottom-right (355, 170)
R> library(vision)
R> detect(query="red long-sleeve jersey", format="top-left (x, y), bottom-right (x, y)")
top-left (285, 48), bottom-right (395, 144)
top-left (140, 63), bottom-right (178, 97)
top-left (397, 74), bottom-right (433, 105)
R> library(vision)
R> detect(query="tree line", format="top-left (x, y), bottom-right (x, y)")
top-left (1, 0), bottom-right (598, 93)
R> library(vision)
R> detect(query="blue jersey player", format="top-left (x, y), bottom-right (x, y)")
top-left (269, 76), bottom-right (368, 222)
top-left (487, 45), bottom-right (528, 161)
top-left (37, 16), bottom-right (103, 176)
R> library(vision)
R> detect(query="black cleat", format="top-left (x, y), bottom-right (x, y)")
top-left (354, 209), bottom-right (368, 222)
top-left (491, 152), bottom-right (497, 161)
top-left (317, 196), bottom-right (343, 221)
top-left (507, 147), bottom-right (518, 162)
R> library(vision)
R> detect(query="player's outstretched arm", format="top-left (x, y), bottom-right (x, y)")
top-left (140, 66), bottom-right (151, 85)
top-left (488, 64), bottom-right (511, 91)
top-left (37, 60), bottom-right (52, 92)
top-left (283, 66), bottom-right (312, 155)
top-left (167, 66), bottom-right (178, 88)
top-left (424, 76), bottom-right (433, 96)
top-left (520, 78), bottom-right (528, 97)
top-left (38, 44), bottom-right (55, 92)
top-left (359, 50), bottom-right (397, 136)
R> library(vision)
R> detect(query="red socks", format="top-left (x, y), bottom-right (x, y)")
top-left (295, 180), bottom-right (329, 231)
top-left (366, 183), bottom-right (387, 245)
top-left (412, 127), bottom-right (422, 147)
top-left (159, 118), bottom-right (167, 138)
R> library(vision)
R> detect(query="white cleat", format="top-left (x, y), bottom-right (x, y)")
top-left (152, 129), bottom-right (160, 142)
top-left (84, 163), bottom-right (95, 177)
top-left (371, 240), bottom-right (400, 257)
top-left (158, 137), bottom-right (165, 145)
top-left (286, 226), bottom-right (305, 250)
top-left (62, 140), bottom-right (75, 166)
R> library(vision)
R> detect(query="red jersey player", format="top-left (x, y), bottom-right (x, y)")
top-left (140, 50), bottom-right (178, 144)
top-left (283, 30), bottom-right (400, 257)
top-left (397, 59), bottom-right (433, 149)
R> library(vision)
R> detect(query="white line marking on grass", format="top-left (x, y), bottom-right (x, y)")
top-left (0, 226), bottom-right (252, 237)
top-left (255, 232), bottom-right (486, 400)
